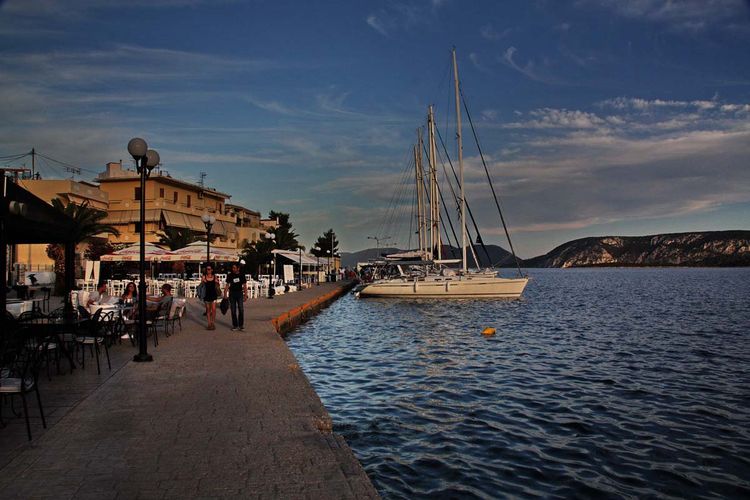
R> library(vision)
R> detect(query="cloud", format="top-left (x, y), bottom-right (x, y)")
top-left (598, 97), bottom-right (720, 111)
top-left (578, 0), bottom-right (750, 31)
top-left (366, 14), bottom-right (389, 36)
top-left (480, 23), bottom-right (512, 40)
top-left (499, 46), bottom-right (564, 85)
top-left (504, 108), bottom-right (608, 129)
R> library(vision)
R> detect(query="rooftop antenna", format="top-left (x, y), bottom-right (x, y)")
top-left (65, 165), bottom-right (81, 179)
top-left (198, 171), bottom-right (207, 188)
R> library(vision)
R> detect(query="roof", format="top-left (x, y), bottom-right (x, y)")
top-left (272, 249), bottom-right (321, 266)
top-left (2, 177), bottom-right (77, 244)
top-left (225, 203), bottom-right (261, 216)
top-left (98, 172), bottom-right (231, 199)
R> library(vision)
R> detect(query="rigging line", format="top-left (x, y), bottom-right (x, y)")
top-left (434, 124), bottom-right (492, 267)
top-left (460, 88), bottom-right (523, 275)
top-left (421, 141), bottom-right (460, 258)
top-left (408, 177), bottom-right (415, 251)
top-left (376, 153), bottom-right (411, 238)
top-left (36, 152), bottom-right (98, 174)
top-left (380, 158), bottom-right (414, 246)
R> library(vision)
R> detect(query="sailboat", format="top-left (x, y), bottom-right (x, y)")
top-left (357, 49), bottom-right (529, 299)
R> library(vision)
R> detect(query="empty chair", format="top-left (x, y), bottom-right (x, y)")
top-left (75, 309), bottom-right (111, 374)
top-left (0, 327), bottom-right (47, 441)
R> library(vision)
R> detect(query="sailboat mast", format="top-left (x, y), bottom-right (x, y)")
top-left (427, 105), bottom-right (441, 261)
top-left (414, 131), bottom-right (425, 258)
top-left (453, 48), bottom-right (467, 273)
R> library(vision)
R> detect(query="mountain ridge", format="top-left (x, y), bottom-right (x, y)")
top-left (342, 231), bottom-right (750, 268)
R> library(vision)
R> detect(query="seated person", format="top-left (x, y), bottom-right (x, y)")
top-left (87, 282), bottom-right (108, 306)
top-left (146, 283), bottom-right (173, 316)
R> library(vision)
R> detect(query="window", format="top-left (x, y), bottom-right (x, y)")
top-left (134, 187), bottom-right (141, 201)
top-left (159, 188), bottom-right (164, 198)
top-left (218, 203), bottom-right (222, 213)
top-left (187, 195), bottom-right (191, 208)
top-left (173, 191), bottom-right (178, 204)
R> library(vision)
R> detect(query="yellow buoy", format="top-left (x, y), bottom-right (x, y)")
top-left (482, 327), bottom-right (496, 336)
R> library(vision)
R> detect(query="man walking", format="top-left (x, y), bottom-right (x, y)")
top-left (223, 262), bottom-right (248, 331)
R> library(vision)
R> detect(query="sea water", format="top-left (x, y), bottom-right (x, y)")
top-left (286, 268), bottom-right (750, 499)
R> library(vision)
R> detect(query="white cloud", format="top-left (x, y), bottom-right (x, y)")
top-left (579, 0), bottom-right (749, 31)
top-left (366, 14), bottom-right (388, 36)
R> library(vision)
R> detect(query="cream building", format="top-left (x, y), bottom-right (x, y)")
top-left (97, 162), bottom-right (237, 249)
top-left (14, 178), bottom-right (110, 271)
top-left (226, 204), bottom-right (263, 248)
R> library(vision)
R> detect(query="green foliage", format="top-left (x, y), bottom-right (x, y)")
top-left (47, 200), bottom-right (121, 293)
top-left (240, 238), bottom-right (275, 277)
top-left (310, 229), bottom-right (338, 257)
top-left (84, 239), bottom-right (116, 261)
top-left (267, 210), bottom-right (301, 250)
top-left (50, 199), bottom-right (120, 243)
top-left (158, 227), bottom-right (198, 250)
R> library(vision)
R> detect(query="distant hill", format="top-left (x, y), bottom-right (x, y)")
top-left (341, 244), bottom-right (520, 268)
top-left (524, 231), bottom-right (750, 268)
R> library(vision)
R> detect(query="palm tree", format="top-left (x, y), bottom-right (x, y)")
top-left (157, 227), bottom-right (197, 251)
top-left (47, 200), bottom-right (120, 293)
top-left (51, 199), bottom-right (120, 242)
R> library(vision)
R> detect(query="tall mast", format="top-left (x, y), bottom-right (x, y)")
top-left (418, 128), bottom-right (428, 258)
top-left (414, 130), bottom-right (425, 258)
top-left (453, 48), bottom-right (467, 272)
top-left (427, 106), bottom-right (441, 261)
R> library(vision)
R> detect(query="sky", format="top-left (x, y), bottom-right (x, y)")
top-left (1, 0), bottom-right (749, 257)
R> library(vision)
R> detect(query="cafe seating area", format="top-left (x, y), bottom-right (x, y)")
top-left (1, 295), bottom-right (188, 441)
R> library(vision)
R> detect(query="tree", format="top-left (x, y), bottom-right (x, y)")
top-left (267, 211), bottom-right (301, 250)
top-left (311, 229), bottom-right (339, 257)
top-left (47, 200), bottom-right (120, 293)
top-left (240, 238), bottom-right (275, 277)
top-left (157, 227), bottom-right (197, 250)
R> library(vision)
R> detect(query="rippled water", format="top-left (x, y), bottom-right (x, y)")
top-left (286, 269), bottom-right (750, 499)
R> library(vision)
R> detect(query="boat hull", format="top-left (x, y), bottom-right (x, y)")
top-left (358, 276), bottom-right (528, 299)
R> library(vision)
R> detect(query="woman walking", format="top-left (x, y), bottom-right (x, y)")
top-left (202, 265), bottom-right (220, 330)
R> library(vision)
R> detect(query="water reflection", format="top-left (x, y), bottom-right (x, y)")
top-left (287, 268), bottom-right (750, 499)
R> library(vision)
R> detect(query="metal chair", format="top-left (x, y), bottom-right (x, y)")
top-left (0, 327), bottom-right (47, 441)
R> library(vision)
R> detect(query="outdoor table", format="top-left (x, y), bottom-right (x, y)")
top-left (6, 299), bottom-right (33, 318)
top-left (16, 316), bottom-right (89, 372)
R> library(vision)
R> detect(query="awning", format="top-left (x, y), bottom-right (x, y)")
top-left (162, 210), bottom-right (191, 230)
top-left (103, 209), bottom-right (160, 224)
top-left (272, 249), bottom-right (322, 267)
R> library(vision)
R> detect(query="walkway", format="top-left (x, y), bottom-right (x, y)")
top-left (0, 282), bottom-right (378, 499)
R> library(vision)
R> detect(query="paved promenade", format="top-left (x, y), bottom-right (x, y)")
top-left (0, 282), bottom-right (378, 499)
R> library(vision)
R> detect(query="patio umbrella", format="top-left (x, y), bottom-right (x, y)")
top-left (100, 243), bottom-right (171, 262)
top-left (160, 240), bottom-right (239, 262)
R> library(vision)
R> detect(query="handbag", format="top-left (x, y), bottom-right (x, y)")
top-left (219, 297), bottom-right (229, 315)
top-left (196, 282), bottom-right (206, 301)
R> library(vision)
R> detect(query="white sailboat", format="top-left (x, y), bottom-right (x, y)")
top-left (358, 49), bottom-right (529, 299)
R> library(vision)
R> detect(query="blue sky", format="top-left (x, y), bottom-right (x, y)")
top-left (1, 0), bottom-right (749, 256)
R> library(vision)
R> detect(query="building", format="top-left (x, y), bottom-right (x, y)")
top-left (225, 204), bottom-right (263, 248)
top-left (97, 162), bottom-right (237, 249)
top-left (13, 178), bottom-right (110, 272)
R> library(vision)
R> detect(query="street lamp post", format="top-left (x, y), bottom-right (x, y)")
top-left (128, 137), bottom-right (160, 363)
top-left (367, 235), bottom-right (390, 261)
top-left (264, 232), bottom-right (276, 295)
top-left (313, 246), bottom-right (320, 285)
top-left (326, 249), bottom-right (331, 282)
top-left (201, 212), bottom-right (216, 266)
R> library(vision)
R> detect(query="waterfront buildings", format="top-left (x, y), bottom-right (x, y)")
top-left (97, 161), bottom-right (237, 249)
top-left (13, 178), bottom-right (110, 272)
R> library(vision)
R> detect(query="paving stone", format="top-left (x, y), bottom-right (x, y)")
top-left (0, 283), bottom-right (378, 498)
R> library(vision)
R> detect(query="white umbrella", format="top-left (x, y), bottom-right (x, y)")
top-left (100, 243), bottom-right (170, 262)
top-left (161, 240), bottom-right (239, 262)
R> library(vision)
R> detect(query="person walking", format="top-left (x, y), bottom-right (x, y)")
top-left (223, 262), bottom-right (248, 331)
top-left (202, 264), bottom-right (220, 330)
